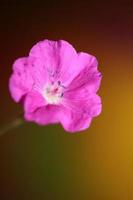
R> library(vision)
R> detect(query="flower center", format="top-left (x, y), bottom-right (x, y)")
top-left (43, 81), bottom-right (64, 104)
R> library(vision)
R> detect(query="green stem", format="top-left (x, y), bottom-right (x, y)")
top-left (0, 118), bottom-right (25, 136)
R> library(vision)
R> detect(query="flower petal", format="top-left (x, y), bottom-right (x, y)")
top-left (24, 91), bottom-right (46, 114)
top-left (9, 55), bottom-right (49, 102)
top-left (24, 105), bottom-right (61, 125)
top-left (66, 52), bottom-right (101, 93)
top-left (59, 105), bottom-right (93, 133)
top-left (59, 93), bottom-right (102, 132)
top-left (9, 57), bottom-right (34, 102)
top-left (29, 39), bottom-right (78, 84)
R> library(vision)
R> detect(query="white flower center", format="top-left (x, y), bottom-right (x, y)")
top-left (43, 81), bottom-right (64, 104)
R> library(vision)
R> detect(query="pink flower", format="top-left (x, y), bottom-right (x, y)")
top-left (9, 39), bottom-right (102, 133)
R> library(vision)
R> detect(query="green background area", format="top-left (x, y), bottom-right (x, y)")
top-left (0, 1), bottom-right (133, 199)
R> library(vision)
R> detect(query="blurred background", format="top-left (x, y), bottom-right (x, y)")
top-left (0, 0), bottom-right (133, 199)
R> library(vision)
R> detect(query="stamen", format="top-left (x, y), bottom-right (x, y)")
top-left (43, 81), bottom-right (64, 104)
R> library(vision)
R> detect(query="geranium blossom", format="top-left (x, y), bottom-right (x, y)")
top-left (9, 39), bottom-right (102, 133)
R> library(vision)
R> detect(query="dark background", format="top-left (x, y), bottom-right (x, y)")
top-left (0, 0), bottom-right (133, 199)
